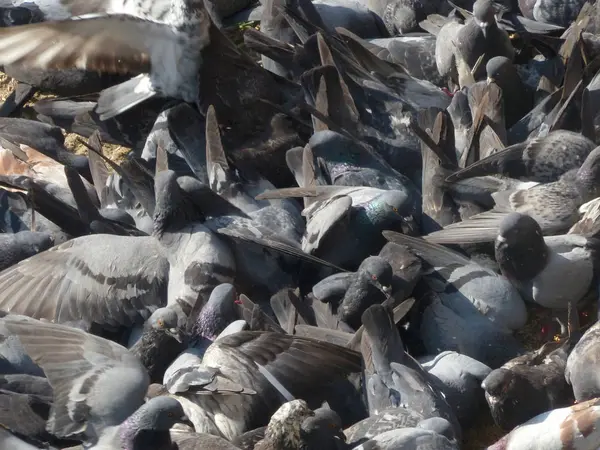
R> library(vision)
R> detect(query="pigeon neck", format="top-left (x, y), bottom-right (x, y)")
top-left (357, 201), bottom-right (400, 228)
top-left (495, 236), bottom-right (548, 283)
top-left (576, 168), bottom-right (600, 201)
top-left (192, 301), bottom-right (235, 341)
top-left (119, 403), bottom-right (171, 450)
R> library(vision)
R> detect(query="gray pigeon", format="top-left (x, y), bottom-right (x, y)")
top-left (495, 213), bottom-right (600, 309)
top-left (360, 304), bottom-right (461, 438)
top-left (0, 0), bottom-right (213, 119)
top-left (2, 316), bottom-right (187, 449)
top-left (518, 0), bottom-right (587, 26)
top-left (164, 331), bottom-right (362, 439)
top-left (344, 406), bottom-right (424, 443)
top-left (359, 0), bottom-right (443, 34)
top-left (425, 145), bottom-right (600, 244)
top-left (368, 35), bottom-right (444, 87)
top-left (416, 290), bottom-right (525, 369)
top-left (483, 335), bottom-right (575, 431)
top-left (0, 169), bottom-right (236, 331)
top-left (436, 0), bottom-right (514, 87)
top-left (258, 185), bottom-right (418, 270)
top-left (312, 256), bottom-right (393, 329)
top-left (0, 231), bottom-right (54, 271)
top-left (566, 320), bottom-right (600, 402)
top-left (419, 351), bottom-right (492, 428)
top-left (485, 56), bottom-right (533, 128)
top-left (445, 130), bottom-right (596, 183)
top-left (383, 232), bottom-right (527, 330)
top-left (352, 417), bottom-right (459, 450)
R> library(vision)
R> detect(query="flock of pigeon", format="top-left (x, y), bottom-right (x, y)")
top-left (0, 0), bottom-right (599, 448)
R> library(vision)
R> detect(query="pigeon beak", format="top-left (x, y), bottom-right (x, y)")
top-left (334, 428), bottom-right (347, 442)
top-left (168, 328), bottom-right (184, 343)
top-left (486, 76), bottom-right (495, 85)
top-left (372, 280), bottom-right (392, 297)
top-left (179, 415), bottom-right (194, 428)
top-left (401, 216), bottom-right (418, 236)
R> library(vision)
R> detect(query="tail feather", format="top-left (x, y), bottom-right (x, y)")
top-left (96, 74), bottom-right (156, 120)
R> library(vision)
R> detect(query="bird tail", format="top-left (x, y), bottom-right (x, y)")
top-left (361, 304), bottom-right (405, 372)
top-left (96, 74), bottom-right (156, 120)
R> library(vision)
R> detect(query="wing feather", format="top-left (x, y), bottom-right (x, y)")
top-left (0, 234), bottom-right (168, 328)
top-left (0, 15), bottom-right (183, 73)
top-left (2, 317), bottom-right (148, 438)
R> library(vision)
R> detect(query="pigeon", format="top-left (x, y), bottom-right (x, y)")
top-left (344, 406), bottom-right (424, 443)
top-left (0, 231), bottom-right (54, 271)
top-left (419, 351), bottom-right (492, 428)
top-left (486, 56), bottom-right (533, 128)
top-left (252, 400), bottom-right (344, 450)
top-left (368, 34), bottom-right (444, 87)
top-left (482, 326), bottom-right (576, 431)
top-left (518, 0), bottom-right (587, 26)
top-left (359, 0), bottom-right (443, 34)
top-left (311, 255), bottom-right (393, 329)
top-left (445, 130), bottom-right (596, 184)
top-left (360, 304), bottom-right (461, 438)
top-left (487, 398), bottom-right (600, 449)
top-left (384, 231), bottom-right (527, 330)
top-left (257, 185), bottom-right (418, 271)
top-left (424, 145), bottom-right (600, 244)
top-left (1, 315), bottom-right (188, 449)
top-left (164, 331), bottom-right (362, 439)
top-left (352, 417), bottom-right (460, 450)
top-left (435, 0), bottom-right (515, 87)
top-left (566, 319), bottom-right (600, 402)
top-left (495, 213), bottom-right (600, 309)
top-left (0, 169), bottom-right (237, 331)
top-left (0, 0), bottom-right (213, 119)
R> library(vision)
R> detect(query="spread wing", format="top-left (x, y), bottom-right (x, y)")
top-left (2, 317), bottom-right (148, 439)
top-left (0, 234), bottom-right (168, 328)
top-left (0, 14), bottom-right (184, 73)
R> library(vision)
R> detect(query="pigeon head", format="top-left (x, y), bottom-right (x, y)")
top-left (486, 56), bottom-right (516, 86)
top-left (358, 256), bottom-right (393, 294)
top-left (495, 213), bottom-right (548, 283)
top-left (262, 400), bottom-right (315, 449)
top-left (192, 283), bottom-right (238, 341)
top-left (122, 396), bottom-right (187, 441)
top-left (15, 231), bottom-right (54, 255)
top-left (371, 190), bottom-right (418, 235)
top-left (473, 0), bottom-right (496, 34)
top-left (390, 4), bottom-right (418, 34)
top-left (153, 170), bottom-right (188, 237)
top-left (481, 368), bottom-right (512, 398)
top-left (482, 367), bottom-right (555, 430)
top-left (148, 305), bottom-right (187, 343)
top-left (577, 146), bottom-right (600, 200)
top-left (300, 406), bottom-right (346, 447)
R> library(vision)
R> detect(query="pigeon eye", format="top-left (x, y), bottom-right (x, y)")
top-left (168, 412), bottom-right (173, 418)
top-left (157, 319), bottom-right (164, 327)
top-left (393, 207), bottom-right (398, 213)
top-left (372, 275), bottom-right (377, 281)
